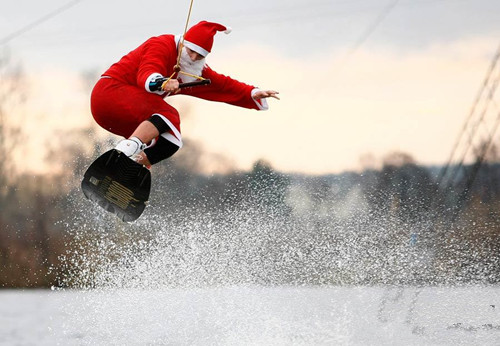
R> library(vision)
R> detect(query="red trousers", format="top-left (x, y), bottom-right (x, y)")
top-left (90, 77), bottom-right (181, 140)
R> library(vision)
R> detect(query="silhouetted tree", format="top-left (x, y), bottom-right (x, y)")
top-left (0, 50), bottom-right (24, 208)
top-left (364, 152), bottom-right (436, 223)
top-left (247, 160), bottom-right (290, 215)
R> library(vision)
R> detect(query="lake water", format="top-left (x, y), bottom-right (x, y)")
top-left (1, 286), bottom-right (500, 345)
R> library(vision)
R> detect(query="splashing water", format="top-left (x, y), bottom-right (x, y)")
top-left (44, 176), bottom-right (500, 345)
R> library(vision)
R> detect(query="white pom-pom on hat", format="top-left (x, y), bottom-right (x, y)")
top-left (224, 27), bottom-right (232, 34)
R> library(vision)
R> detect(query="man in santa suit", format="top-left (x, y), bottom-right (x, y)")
top-left (91, 21), bottom-right (279, 167)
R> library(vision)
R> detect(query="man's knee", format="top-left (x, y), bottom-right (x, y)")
top-left (144, 136), bottom-right (179, 164)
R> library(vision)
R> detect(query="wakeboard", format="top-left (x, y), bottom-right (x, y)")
top-left (81, 149), bottom-right (151, 222)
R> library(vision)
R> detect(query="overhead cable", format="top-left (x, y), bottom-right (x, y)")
top-left (0, 0), bottom-right (83, 46)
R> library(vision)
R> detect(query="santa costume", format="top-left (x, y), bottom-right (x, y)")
top-left (90, 21), bottom-right (269, 164)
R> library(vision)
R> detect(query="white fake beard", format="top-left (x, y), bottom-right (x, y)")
top-left (178, 47), bottom-right (206, 83)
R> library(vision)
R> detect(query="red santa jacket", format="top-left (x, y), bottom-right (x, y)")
top-left (103, 34), bottom-right (267, 111)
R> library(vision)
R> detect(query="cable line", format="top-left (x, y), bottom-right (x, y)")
top-left (436, 43), bottom-right (500, 189)
top-left (0, 0), bottom-right (83, 46)
top-left (160, 0), bottom-right (208, 90)
top-left (346, 0), bottom-right (400, 57)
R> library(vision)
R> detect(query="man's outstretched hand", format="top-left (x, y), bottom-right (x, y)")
top-left (253, 90), bottom-right (280, 100)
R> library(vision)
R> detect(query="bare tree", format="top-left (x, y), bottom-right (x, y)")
top-left (0, 49), bottom-right (25, 199)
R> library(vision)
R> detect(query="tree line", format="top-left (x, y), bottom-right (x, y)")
top-left (1, 138), bottom-right (500, 288)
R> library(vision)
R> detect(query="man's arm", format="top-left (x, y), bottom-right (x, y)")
top-left (181, 65), bottom-right (277, 110)
top-left (136, 36), bottom-right (178, 94)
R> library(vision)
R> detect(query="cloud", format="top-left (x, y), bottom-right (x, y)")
top-left (178, 37), bottom-right (499, 174)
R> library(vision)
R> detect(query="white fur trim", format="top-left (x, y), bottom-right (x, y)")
top-left (145, 138), bottom-right (156, 149)
top-left (183, 40), bottom-right (209, 57)
top-left (161, 132), bottom-right (182, 148)
top-left (251, 88), bottom-right (269, 111)
top-left (154, 113), bottom-right (183, 148)
top-left (145, 73), bottom-right (164, 95)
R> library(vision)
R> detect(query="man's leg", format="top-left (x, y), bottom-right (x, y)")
top-left (116, 133), bottom-right (179, 167)
top-left (114, 120), bottom-right (159, 165)
top-left (143, 136), bottom-right (180, 165)
top-left (131, 120), bottom-right (160, 143)
top-left (91, 79), bottom-right (182, 166)
top-left (115, 114), bottom-right (180, 167)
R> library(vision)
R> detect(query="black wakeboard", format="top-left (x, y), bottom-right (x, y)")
top-left (81, 149), bottom-right (151, 222)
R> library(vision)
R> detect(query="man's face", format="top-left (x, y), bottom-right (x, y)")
top-left (185, 47), bottom-right (205, 62)
top-left (178, 46), bottom-right (206, 82)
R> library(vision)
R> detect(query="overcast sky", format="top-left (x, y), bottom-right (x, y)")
top-left (2, 0), bottom-right (500, 67)
top-left (2, 0), bottom-right (500, 174)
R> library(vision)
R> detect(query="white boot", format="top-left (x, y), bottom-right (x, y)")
top-left (115, 137), bottom-right (146, 157)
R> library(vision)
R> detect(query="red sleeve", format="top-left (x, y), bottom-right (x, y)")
top-left (136, 36), bottom-right (177, 90)
top-left (181, 65), bottom-right (261, 110)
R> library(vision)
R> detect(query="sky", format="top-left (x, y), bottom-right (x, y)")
top-left (1, 0), bottom-right (500, 175)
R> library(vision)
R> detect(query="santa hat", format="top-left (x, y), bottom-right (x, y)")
top-left (183, 21), bottom-right (231, 57)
